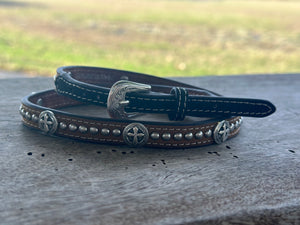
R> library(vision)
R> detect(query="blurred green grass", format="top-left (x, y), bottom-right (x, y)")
top-left (0, 0), bottom-right (299, 77)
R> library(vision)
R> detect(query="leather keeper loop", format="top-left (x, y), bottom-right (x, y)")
top-left (168, 87), bottom-right (188, 121)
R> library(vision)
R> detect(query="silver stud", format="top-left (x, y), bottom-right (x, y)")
top-left (79, 125), bottom-right (88, 133)
top-left (205, 129), bottom-right (212, 138)
top-left (150, 132), bottom-right (160, 140)
top-left (112, 129), bottom-right (121, 136)
top-left (60, 122), bottom-right (67, 130)
top-left (31, 114), bottom-right (39, 122)
top-left (19, 107), bottom-right (26, 116)
top-left (25, 112), bottom-right (31, 120)
top-left (38, 110), bottom-right (58, 134)
top-left (213, 120), bottom-right (230, 144)
top-left (90, 127), bottom-right (99, 134)
top-left (185, 132), bottom-right (193, 140)
top-left (37, 98), bottom-right (43, 106)
top-left (101, 128), bottom-right (110, 136)
top-left (239, 117), bottom-right (243, 125)
top-left (69, 124), bottom-right (77, 131)
top-left (230, 123), bottom-right (235, 132)
top-left (195, 131), bottom-right (203, 139)
top-left (174, 133), bottom-right (183, 141)
top-left (162, 133), bottom-right (171, 141)
top-left (235, 120), bottom-right (240, 128)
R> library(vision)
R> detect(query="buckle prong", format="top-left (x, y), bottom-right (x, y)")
top-left (107, 80), bottom-right (151, 119)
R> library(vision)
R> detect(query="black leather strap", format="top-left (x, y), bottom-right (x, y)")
top-left (54, 66), bottom-right (276, 120)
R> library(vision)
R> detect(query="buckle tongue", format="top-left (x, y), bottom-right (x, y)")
top-left (107, 80), bottom-right (151, 119)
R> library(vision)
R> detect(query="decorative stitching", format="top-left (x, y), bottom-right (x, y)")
top-left (129, 96), bottom-right (175, 102)
top-left (57, 76), bottom-right (176, 105)
top-left (56, 76), bottom-right (272, 116)
top-left (56, 88), bottom-right (106, 104)
top-left (56, 77), bottom-right (107, 104)
top-left (57, 76), bottom-right (108, 96)
top-left (56, 115), bottom-right (123, 128)
top-left (188, 99), bottom-right (272, 115)
top-left (22, 105), bottom-right (40, 115)
top-left (147, 139), bottom-right (213, 147)
top-left (58, 132), bottom-right (123, 143)
top-left (22, 95), bottom-right (242, 147)
top-left (22, 117), bottom-right (38, 128)
top-left (23, 103), bottom-right (239, 133)
top-left (130, 107), bottom-right (172, 112)
top-left (148, 124), bottom-right (214, 132)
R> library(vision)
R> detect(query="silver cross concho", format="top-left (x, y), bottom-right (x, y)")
top-left (123, 123), bottom-right (149, 147)
top-left (213, 120), bottom-right (230, 144)
top-left (38, 110), bottom-right (58, 134)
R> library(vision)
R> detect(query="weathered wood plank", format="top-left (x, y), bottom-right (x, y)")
top-left (0, 74), bottom-right (299, 225)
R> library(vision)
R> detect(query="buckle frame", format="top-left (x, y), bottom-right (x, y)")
top-left (107, 80), bottom-right (151, 119)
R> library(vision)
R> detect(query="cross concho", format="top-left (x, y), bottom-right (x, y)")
top-left (38, 110), bottom-right (58, 134)
top-left (213, 120), bottom-right (230, 144)
top-left (123, 123), bottom-right (149, 147)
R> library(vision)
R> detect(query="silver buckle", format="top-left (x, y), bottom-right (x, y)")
top-left (107, 80), bottom-right (151, 119)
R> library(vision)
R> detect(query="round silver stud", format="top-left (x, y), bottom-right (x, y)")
top-left (205, 129), bottom-right (212, 138)
top-left (162, 133), bottom-right (171, 141)
top-left (213, 120), bottom-right (230, 144)
top-left (235, 120), bottom-right (240, 128)
top-left (112, 129), bottom-right (121, 136)
top-left (19, 107), bottom-right (26, 116)
top-left (195, 131), bottom-right (203, 139)
top-left (239, 117), bottom-right (243, 125)
top-left (101, 128), bottom-right (110, 136)
top-left (31, 114), bottom-right (39, 122)
top-left (230, 123), bottom-right (235, 132)
top-left (59, 122), bottom-right (67, 130)
top-left (90, 127), bottom-right (99, 134)
top-left (150, 132), bottom-right (160, 140)
top-left (79, 125), bottom-right (88, 133)
top-left (38, 110), bottom-right (58, 134)
top-left (25, 112), bottom-right (31, 120)
top-left (185, 132), bottom-right (193, 140)
top-left (123, 123), bottom-right (149, 147)
top-left (69, 124), bottom-right (77, 131)
top-left (174, 133), bottom-right (183, 141)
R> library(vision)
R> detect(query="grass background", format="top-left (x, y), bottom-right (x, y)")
top-left (0, 0), bottom-right (299, 77)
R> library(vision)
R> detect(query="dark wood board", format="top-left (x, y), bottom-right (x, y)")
top-left (0, 74), bottom-right (299, 225)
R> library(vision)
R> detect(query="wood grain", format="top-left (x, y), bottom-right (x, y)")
top-left (0, 74), bottom-right (299, 225)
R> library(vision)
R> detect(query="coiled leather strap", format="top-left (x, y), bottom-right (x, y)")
top-left (54, 66), bottom-right (276, 121)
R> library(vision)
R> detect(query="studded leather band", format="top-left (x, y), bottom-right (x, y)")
top-left (20, 90), bottom-right (242, 148)
top-left (54, 66), bottom-right (276, 121)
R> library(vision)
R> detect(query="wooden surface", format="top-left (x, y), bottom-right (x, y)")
top-left (0, 74), bottom-right (299, 225)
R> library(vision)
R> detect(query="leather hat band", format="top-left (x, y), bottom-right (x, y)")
top-left (54, 66), bottom-right (275, 121)
top-left (20, 90), bottom-right (242, 148)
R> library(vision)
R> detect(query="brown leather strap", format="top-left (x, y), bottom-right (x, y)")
top-left (20, 90), bottom-right (242, 148)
